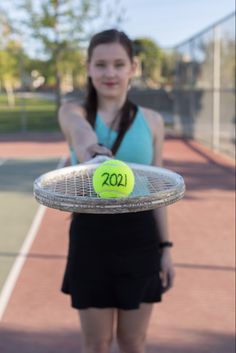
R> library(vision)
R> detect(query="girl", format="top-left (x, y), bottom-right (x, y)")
top-left (59, 29), bottom-right (175, 353)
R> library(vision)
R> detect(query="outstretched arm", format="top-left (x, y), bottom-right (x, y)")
top-left (58, 102), bottom-right (112, 162)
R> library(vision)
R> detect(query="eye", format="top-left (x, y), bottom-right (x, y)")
top-left (115, 62), bottom-right (125, 67)
top-left (95, 62), bottom-right (105, 67)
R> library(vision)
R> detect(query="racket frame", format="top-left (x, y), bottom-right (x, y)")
top-left (34, 162), bottom-right (185, 214)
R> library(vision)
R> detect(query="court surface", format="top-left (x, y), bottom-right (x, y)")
top-left (0, 133), bottom-right (235, 353)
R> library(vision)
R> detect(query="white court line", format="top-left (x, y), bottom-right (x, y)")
top-left (0, 156), bottom-right (67, 321)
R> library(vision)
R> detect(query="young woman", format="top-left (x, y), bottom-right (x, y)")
top-left (59, 29), bottom-right (175, 353)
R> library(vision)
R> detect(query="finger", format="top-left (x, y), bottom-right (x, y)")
top-left (160, 271), bottom-right (168, 288)
top-left (98, 144), bottom-right (113, 154)
top-left (89, 144), bottom-right (113, 157)
top-left (99, 147), bottom-right (113, 156)
top-left (169, 272), bottom-right (175, 288)
top-left (87, 144), bottom-right (112, 158)
top-left (166, 272), bottom-right (175, 291)
top-left (161, 271), bottom-right (175, 293)
top-left (84, 155), bottom-right (110, 165)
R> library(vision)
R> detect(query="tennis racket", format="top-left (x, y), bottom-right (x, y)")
top-left (33, 156), bottom-right (185, 214)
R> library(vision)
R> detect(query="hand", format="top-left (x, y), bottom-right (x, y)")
top-left (160, 249), bottom-right (175, 293)
top-left (84, 143), bottom-right (113, 161)
top-left (84, 155), bottom-right (111, 165)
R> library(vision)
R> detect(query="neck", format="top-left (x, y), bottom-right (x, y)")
top-left (97, 94), bottom-right (127, 118)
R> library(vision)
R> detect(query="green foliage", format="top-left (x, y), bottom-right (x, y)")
top-left (0, 43), bottom-right (20, 85)
top-left (19, 0), bottom-right (104, 53)
top-left (0, 9), bottom-right (22, 94)
top-left (160, 50), bottom-right (175, 84)
top-left (0, 95), bottom-right (58, 132)
top-left (133, 37), bottom-right (175, 86)
top-left (15, 0), bottom-right (122, 109)
top-left (133, 37), bottom-right (163, 85)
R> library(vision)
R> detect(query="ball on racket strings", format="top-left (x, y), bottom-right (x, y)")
top-left (92, 159), bottom-right (135, 198)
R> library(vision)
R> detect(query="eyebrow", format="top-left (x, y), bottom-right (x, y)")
top-left (94, 58), bottom-right (126, 62)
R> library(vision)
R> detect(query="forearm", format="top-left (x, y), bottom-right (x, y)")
top-left (71, 131), bottom-right (113, 163)
top-left (59, 104), bottom-right (111, 162)
top-left (70, 123), bottom-right (98, 162)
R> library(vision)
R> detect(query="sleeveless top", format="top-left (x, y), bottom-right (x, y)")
top-left (69, 107), bottom-right (154, 165)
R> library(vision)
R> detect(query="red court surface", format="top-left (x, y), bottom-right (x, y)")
top-left (0, 133), bottom-right (67, 158)
top-left (0, 134), bottom-right (235, 353)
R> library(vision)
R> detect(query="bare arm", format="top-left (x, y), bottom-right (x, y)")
top-left (149, 110), bottom-right (175, 291)
top-left (58, 102), bottom-right (112, 162)
top-left (153, 115), bottom-right (170, 243)
top-left (145, 109), bottom-right (170, 243)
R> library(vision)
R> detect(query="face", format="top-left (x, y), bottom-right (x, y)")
top-left (87, 42), bottom-right (136, 99)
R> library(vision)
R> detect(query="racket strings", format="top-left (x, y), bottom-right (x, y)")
top-left (40, 169), bottom-right (180, 198)
top-left (34, 163), bottom-right (185, 213)
top-left (132, 170), bottom-right (178, 196)
top-left (81, 170), bottom-right (97, 197)
top-left (71, 170), bottom-right (96, 197)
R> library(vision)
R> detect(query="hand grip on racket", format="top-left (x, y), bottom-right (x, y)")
top-left (87, 143), bottom-right (113, 160)
top-left (33, 157), bottom-right (185, 214)
top-left (83, 155), bottom-right (111, 165)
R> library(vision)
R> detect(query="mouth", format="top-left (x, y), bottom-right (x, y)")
top-left (103, 82), bottom-right (118, 87)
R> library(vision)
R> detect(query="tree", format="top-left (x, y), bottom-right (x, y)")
top-left (0, 10), bottom-right (23, 105)
top-left (14, 0), bottom-right (124, 115)
top-left (59, 48), bottom-right (87, 91)
top-left (133, 37), bottom-right (163, 87)
top-left (160, 50), bottom-right (175, 86)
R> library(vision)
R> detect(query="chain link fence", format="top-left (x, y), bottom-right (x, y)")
top-left (172, 12), bottom-right (235, 158)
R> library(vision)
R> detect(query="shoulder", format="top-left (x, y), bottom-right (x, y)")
top-left (139, 106), bottom-right (164, 139)
top-left (58, 101), bottom-right (88, 143)
top-left (58, 101), bottom-right (87, 123)
top-left (139, 106), bottom-right (165, 166)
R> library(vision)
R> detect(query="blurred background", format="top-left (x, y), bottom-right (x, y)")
top-left (0, 0), bottom-right (235, 159)
top-left (0, 2), bottom-right (235, 352)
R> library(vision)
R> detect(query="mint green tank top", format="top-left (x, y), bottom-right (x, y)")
top-left (69, 107), bottom-right (154, 165)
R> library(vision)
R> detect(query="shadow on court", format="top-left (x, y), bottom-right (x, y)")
top-left (166, 159), bottom-right (235, 193)
top-left (0, 159), bottom-right (60, 193)
top-left (1, 252), bottom-right (235, 271)
top-left (0, 327), bottom-right (235, 353)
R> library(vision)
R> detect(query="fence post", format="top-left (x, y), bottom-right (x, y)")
top-left (19, 51), bottom-right (27, 132)
top-left (189, 40), bottom-right (195, 138)
top-left (212, 24), bottom-right (221, 151)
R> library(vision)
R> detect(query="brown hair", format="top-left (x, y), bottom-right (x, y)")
top-left (84, 29), bottom-right (137, 155)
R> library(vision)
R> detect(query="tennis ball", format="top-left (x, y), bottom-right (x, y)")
top-left (92, 159), bottom-right (135, 198)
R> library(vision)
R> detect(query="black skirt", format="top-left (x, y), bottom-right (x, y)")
top-left (61, 210), bottom-right (164, 310)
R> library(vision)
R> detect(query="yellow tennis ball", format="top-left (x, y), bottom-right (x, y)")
top-left (92, 159), bottom-right (135, 198)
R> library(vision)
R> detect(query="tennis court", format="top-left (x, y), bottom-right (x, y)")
top-left (0, 134), bottom-right (235, 353)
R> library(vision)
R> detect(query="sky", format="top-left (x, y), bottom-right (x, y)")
top-left (117, 0), bottom-right (235, 47)
top-left (1, 0), bottom-right (235, 55)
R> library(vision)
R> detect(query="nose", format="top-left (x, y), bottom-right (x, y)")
top-left (104, 65), bottom-right (116, 77)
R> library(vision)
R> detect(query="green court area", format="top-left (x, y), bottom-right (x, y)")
top-left (0, 95), bottom-right (59, 133)
top-left (0, 158), bottom-right (60, 291)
